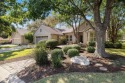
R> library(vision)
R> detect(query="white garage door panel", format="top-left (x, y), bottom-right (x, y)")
top-left (36, 36), bottom-right (48, 43)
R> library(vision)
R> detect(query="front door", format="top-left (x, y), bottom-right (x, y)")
top-left (80, 35), bottom-right (83, 43)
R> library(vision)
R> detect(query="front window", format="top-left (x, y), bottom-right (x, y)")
top-left (70, 35), bottom-right (72, 41)
top-left (90, 32), bottom-right (95, 41)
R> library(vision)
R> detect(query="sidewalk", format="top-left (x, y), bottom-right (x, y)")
top-left (0, 45), bottom-right (34, 53)
top-left (0, 59), bottom-right (35, 83)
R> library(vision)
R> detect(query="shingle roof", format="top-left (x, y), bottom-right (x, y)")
top-left (62, 28), bottom-right (73, 33)
top-left (40, 25), bottom-right (63, 35)
top-left (16, 28), bottom-right (29, 35)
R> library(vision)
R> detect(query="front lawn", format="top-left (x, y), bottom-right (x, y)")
top-left (0, 48), bottom-right (33, 61)
top-left (35, 72), bottom-right (125, 83)
top-left (106, 43), bottom-right (125, 56)
top-left (106, 48), bottom-right (125, 56)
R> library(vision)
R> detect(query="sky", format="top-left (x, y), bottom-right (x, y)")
top-left (17, 0), bottom-right (22, 3)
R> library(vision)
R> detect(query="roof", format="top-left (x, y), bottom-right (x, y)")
top-left (39, 25), bottom-right (63, 35)
top-left (62, 21), bottom-right (93, 33)
top-left (16, 28), bottom-right (29, 35)
top-left (62, 28), bottom-right (73, 33)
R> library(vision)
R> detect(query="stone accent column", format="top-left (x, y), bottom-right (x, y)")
top-left (83, 31), bottom-right (87, 44)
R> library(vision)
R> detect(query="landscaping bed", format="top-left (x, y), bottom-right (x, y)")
top-left (17, 52), bottom-right (125, 83)
top-left (17, 41), bottom-right (125, 83)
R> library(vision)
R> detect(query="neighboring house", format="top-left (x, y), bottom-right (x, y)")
top-left (34, 25), bottom-right (63, 43)
top-left (62, 22), bottom-right (108, 44)
top-left (11, 28), bottom-right (29, 44)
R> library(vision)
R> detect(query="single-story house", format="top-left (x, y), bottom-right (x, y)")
top-left (62, 22), bottom-right (108, 44)
top-left (34, 22), bottom-right (109, 45)
top-left (34, 25), bottom-right (63, 43)
top-left (11, 28), bottom-right (29, 44)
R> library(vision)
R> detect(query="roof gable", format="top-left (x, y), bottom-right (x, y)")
top-left (16, 28), bottom-right (29, 36)
top-left (35, 25), bottom-right (63, 35)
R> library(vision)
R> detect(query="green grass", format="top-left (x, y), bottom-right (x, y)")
top-left (106, 43), bottom-right (125, 57)
top-left (34, 72), bottom-right (125, 83)
top-left (0, 48), bottom-right (33, 61)
top-left (0, 44), bottom-right (17, 49)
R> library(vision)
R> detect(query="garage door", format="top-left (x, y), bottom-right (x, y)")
top-left (36, 36), bottom-right (48, 43)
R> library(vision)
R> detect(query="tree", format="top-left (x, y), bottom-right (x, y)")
top-left (0, 0), bottom-right (28, 37)
top-left (27, 16), bottom-right (59, 32)
top-left (28, 0), bottom-right (123, 57)
top-left (0, 0), bottom-right (14, 33)
top-left (24, 32), bottom-right (33, 43)
top-left (56, 14), bottom-right (83, 43)
top-left (27, 19), bottom-right (43, 32)
top-left (42, 15), bottom-right (59, 28)
top-left (108, 3), bottom-right (125, 43)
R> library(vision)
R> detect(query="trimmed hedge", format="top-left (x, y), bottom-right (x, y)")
top-left (63, 44), bottom-right (81, 54)
top-left (62, 46), bottom-right (72, 54)
top-left (34, 47), bottom-right (48, 66)
top-left (46, 39), bottom-right (58, 49)
top-left (36, 40), bottom-right (46, 48)
top-left (114, 42), bottom-right (122, 49)
top-left (51, 49), bottom-right (64, 68)
top-left (88, 41), bottom-right (95, 46)
top-left (72, 44), bottom-right (81, 51)
top-left (105, 41), bottom-right (122, 48)
top-left (67, 49), bottom-right (79, 57)
top-left (51, 49), bottom-right (64, 59)
top-left (105, 41), bottom-right (114, 48)
top-left (87, 46), bottom-right (95, 53)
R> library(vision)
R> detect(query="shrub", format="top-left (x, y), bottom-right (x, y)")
top-left (46, 39), bottom-right (58, 49)
top-left (105, 41), bottom-right (114, 48)
top-left (88, 41), bottom-right (95, 46)
top-left (34, 47), bottom-right (48, 66)
top-left (87, 46), bottom-right (95, 53)
top-left (51, 49), bottom-right (63, 68)
top-left (24, 32), bottom-right (33, 43)
top-left (62, 46), bottom-right (72, 54)
top-left (67, 49), bottom-right (79, 57)
top-left (114, 42), bottom-right (122, 48)
top-left (51, 49), bottom-right (64, 58)
top-left (59, 37), bottom-right (67, 45)
top-left (38, 40), bottom-right (46, 44)
top-left (72, 44), bottom-right (81, 51)
top-left (36, 40), bottom-right (46, 48)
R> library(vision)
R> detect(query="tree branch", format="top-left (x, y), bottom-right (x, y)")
top-left (69, 0), bottom-right (95, 30)
top-left (93, 0), bottom-right (102, 26)
top-left (85, 0), bottom-right (94, 11)
top-left (103, 0), bottom-right (114, 28)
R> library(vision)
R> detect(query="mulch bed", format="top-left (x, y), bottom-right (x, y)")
top-left (17, 52), bottom-right (125, 83)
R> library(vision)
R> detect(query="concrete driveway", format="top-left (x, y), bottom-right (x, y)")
top-left (0, 59), bottom-right (35, 83)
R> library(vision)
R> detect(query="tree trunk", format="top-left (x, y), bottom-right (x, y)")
top-left (94, 28), bottom-right (109, 57)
